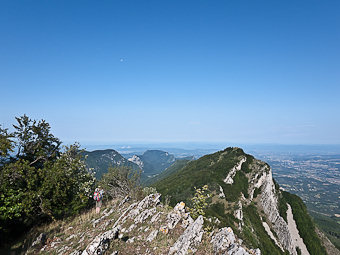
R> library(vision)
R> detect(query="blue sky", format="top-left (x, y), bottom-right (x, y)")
top-left (1, 0), bottom-right (339, 144)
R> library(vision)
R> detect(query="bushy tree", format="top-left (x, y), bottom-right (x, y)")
top-left (39, 144), bottom-right (95, 220)
top-left (13, 115), bottom-right (61, 168)
top-left (98, 166), bottom-right (141, 200)
top-left (0, 116), bottom-right (95, 244)
top-left (0, 125), bottom-right (14, 165)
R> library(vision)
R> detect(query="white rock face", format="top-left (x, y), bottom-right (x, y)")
top-left (286, 204), bottom-right (310, 255)
top-left (219, 185), bottom-right (226, 198)
top-left (262, 221), bottom-right (283, 251)
top-left (234, 201), bottom-right (244, 230)
top-left (211, 227), bottom-right (258, 255)
top-left (258, 168), bottom-right (297, 254)
top-left (128, 155), bottom-right (144, 169)
top-left (224, 157), bottom-right (247, 184)
top-left (234, 201), bottom-right (243, 221)
top-left (83, 193), bottom-right (161, 255)
top-left (146, 230), bottom-right (159, 242)
top-left (81, 226), bottom-right (120, 255)
top-left (169, 215), bottom-right (204, 255)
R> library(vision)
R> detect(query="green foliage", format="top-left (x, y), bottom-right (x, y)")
top-left (13, 115), bottom-right (61, 169)
top-left (0, 160), bottom-right (39, 222)
top-left (223, 171), bottom-right (249, 201)
top-left (39, 144), bottom-right (95, 219)
top-left (282, 191), bottom-right (327, 255)
top-left (98, 166), bottom-right (142, 200)
top-left (0, 125), bottom-right (14, 161)
top-left (143, 186), bottom-right (157, 196)
top-left (139, 150), bottom-right (176, 176)
top-left (153, 147), bottom-right (248, 206)
top-left (0, 116), bottom-right (95, 244)
top-left (253, 187), bottom-right (261, 198)
top-left (187, 185), bottom-right (209, 219)
top-left (273, 179), bottom-right (288, 222)
top-left (296, 247), bottom-right (302, 255)
top-left (240, 155), bottom-right (254, 173)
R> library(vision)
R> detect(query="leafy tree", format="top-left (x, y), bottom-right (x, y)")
top-left (0, 160), bottom-right (39, 223)
top-left (13, 114), bottom-right (61, 168)
top-left (98, 166), bottom-right (141, 200)
top-left (0, 125), bottom-right (14, 165)
top-left (39, 144), bottom-right (95, 219)
top-left (0, 115), bottom-right (94, 244)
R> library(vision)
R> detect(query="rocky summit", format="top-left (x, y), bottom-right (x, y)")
top-left (26, 193), bottom-right (261, 255)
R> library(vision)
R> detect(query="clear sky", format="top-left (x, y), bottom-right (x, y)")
top-left (1, 0), bottom-right (339, 145)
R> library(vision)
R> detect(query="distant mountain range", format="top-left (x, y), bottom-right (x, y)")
top-left (127, 150), bottom-right (176, 177)
top-left (82, 148), bottom-right (193, 182)
top-left (82, 149), bottom-right (139, 179)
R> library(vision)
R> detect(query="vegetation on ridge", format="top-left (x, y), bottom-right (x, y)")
top-left (0, 115), bottom-right (95, 246)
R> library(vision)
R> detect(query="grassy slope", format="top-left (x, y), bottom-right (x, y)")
top-left (153, 147), bottom-right (246, 206)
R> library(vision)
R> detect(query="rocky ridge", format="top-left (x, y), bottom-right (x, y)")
top-left (28, 193), bottom-right (261, 255)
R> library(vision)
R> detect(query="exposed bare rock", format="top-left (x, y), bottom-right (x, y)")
top-left (211, 227), bottom-right (257, 255)
top-left (167, 212), bottom-right (182, 230)
top-left (147, 230), bottom-right (159, 242)
top-left (259, 168), bottom-right (297, 254)
top-left (127, 193), bottom-right (161, 219)
top-left (151, 212), bottom-right (162, 223)
top-left (224, 157), bottom-right (247, 184)
top-left (211, 227), bottom-right (261, 255)
top-left (127, 224), bottom-right (136, 232)
top-left (219, 185), bottom-right (226, 198)
top-left (31, 233), bottom-right (46, 247)
top-left (262, 221), bottom-right (283, 251)
top-left (211, 227), bottom-right (236, 253)
top-left (82, 226), bottom-right (120, 255)
top-left (286, 204), bottom-right (310, 255)
top-left (118, 195), bottom-right (130, 207)
top-left (70, 251), bottom-right (82, 255)
top-left (134, 207), bottom-right (157, 224)
top-left (168, 215), bottom-right (204, 255)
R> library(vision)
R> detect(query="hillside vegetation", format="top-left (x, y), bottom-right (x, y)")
top-left (153, 147), bottom-right (330, 255)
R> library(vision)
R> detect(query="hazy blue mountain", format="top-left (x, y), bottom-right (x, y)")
top-left (82, 149), bottom-right (139, 179)
top-left (128, 150), bottom-right (176, 177)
